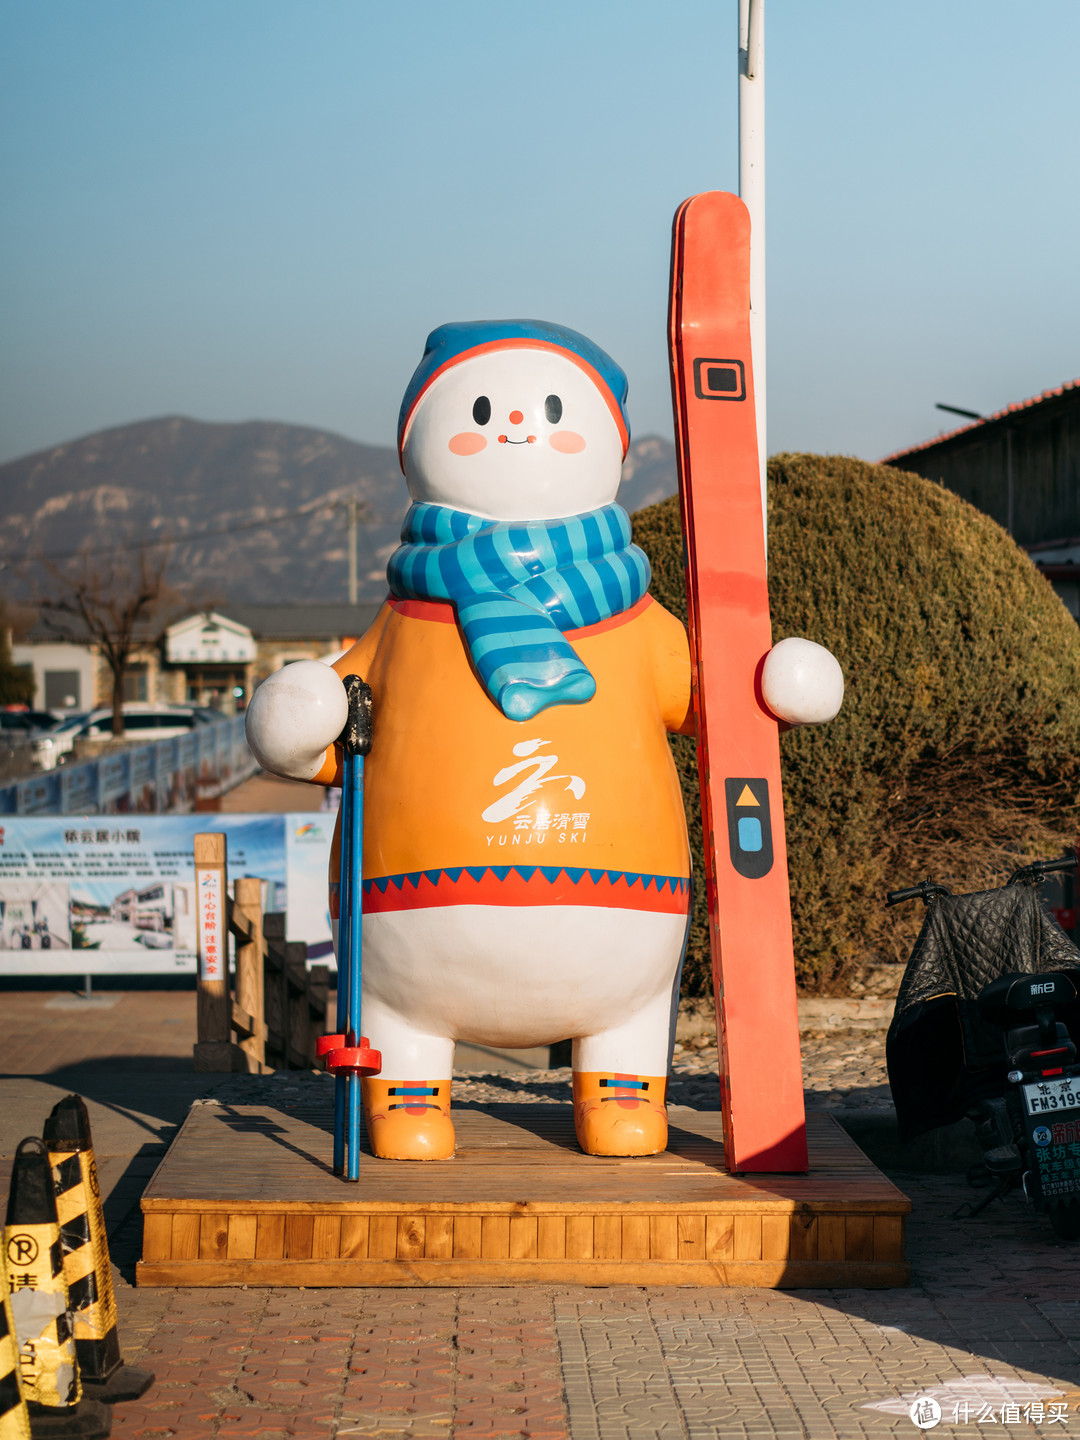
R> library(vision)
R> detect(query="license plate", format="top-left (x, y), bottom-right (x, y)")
top-left (1023, 1076), bottom-right (1080, 1116)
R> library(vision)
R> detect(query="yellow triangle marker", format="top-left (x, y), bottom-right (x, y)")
top-left (736, 784), bottom-right (759, 807)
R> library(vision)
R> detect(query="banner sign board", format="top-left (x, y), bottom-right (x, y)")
top-left (0, 813), bottom-right (335, 976)
top-left (197, 865), bottom-right (225, 982)
top-left (0, 715), bottom-right (258, 817)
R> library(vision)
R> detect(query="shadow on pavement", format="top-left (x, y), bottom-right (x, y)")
top-left (1, 1058), bottom-right (222, 1282)
top-left (0, 975), bottom-right (197, 993)
top-left (5, 1058), bottom-right (1079, 1398)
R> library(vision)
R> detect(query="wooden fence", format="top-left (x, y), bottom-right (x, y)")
top-left (192, 832), bottom-right (329, 1073)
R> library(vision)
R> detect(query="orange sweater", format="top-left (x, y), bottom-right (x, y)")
top-left (322, 594), bottom-right (693, 914)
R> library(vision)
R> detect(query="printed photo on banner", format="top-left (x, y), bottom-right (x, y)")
top-left (0, 880), bottom-right (71, 952)
top-left (0, 815), bottom-right (331, 977)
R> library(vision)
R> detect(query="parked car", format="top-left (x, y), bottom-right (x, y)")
top-left (1, 710), bottom-right (64, 780)
top-left (0, 709), bottom-right (63, 734)
top-left (31, 704), bottom-right (213, 770)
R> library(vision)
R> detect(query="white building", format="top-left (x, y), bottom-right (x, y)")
top-left (9, 639), bottom-right (97, 714)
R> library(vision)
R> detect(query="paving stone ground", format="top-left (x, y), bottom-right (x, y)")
top-left (3, 989), bottom-right (1079, 1438)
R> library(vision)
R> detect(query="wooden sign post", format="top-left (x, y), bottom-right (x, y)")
top-left (193, 831), bottom-right (230, 1072)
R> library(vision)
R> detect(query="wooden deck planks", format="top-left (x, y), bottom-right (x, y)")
top-left (137, 1098), bottom-right (909, 1289)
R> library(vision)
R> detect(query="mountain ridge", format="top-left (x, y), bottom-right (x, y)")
top-left (2, 416), bottom-right (678, 605)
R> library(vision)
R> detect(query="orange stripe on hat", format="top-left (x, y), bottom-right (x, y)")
top-left (398, 337), bottom-right (630, 466)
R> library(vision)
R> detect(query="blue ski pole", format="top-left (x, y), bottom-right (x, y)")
top-left (344, 737), bottom-right (365, 1178)
top-left (331, 765), bottom-right (353, 1175)
top-left (320, 675), bottom-right (381, 1182)
top-left (318, 714), bottom-right (355, 1175)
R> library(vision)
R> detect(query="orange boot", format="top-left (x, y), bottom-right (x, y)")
top-left (572, 1071), bottom-right (668, 1157)
top-left (361, 1078), bottom-right (455, 1160)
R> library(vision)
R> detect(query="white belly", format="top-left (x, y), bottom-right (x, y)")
top-left (359, 903), bottom-right (688, 1052)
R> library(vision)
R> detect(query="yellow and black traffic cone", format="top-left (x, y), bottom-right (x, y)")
top-left (43, 1099), bottom-right (152, 1406)
top-left (0, 1259), bottom-right (31, 1440)
top-left (3, 1138), bottom-right (110, 1439)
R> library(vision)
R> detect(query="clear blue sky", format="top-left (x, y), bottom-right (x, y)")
top-left (1, 0), bottom-right (1077, 467)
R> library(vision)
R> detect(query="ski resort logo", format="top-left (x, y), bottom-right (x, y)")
top-left (481, 738), bottom-right (585, 826)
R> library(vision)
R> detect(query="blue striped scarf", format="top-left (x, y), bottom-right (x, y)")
top-left (387, 502), bottom-right (651, 721)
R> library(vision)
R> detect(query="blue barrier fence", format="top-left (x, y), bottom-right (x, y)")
top-left (0, 715), bottom-right (258, 816)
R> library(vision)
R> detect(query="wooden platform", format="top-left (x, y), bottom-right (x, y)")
top-left (137, 1097), bottom-right (910, 1288)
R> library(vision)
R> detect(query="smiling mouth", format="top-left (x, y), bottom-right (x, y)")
top-left (498, 435), bottom-right (536, 445)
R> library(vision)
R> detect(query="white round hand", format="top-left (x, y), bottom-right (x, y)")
top-left (245, 660), bottom-right (349, 782)
top-left (761, 637), bottom-right (844, 726)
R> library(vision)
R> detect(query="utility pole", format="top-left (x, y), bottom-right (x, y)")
top-left (346, 497), bottom-right (358, 605)
top-left (739, 0), bottom-right (766, 533)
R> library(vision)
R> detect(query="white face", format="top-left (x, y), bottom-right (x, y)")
top-left (402, 348), bottom-right (624, 520)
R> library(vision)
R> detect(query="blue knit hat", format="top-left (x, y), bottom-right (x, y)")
top-left (397, 319), bottom-right (630, 462)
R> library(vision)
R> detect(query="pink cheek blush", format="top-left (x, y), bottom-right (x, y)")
top-left (549, 430), bottom-right (586, 454)
top-left (448, 432), bottom-right (487, 456)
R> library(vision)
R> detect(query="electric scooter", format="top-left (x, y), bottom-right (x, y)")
top-left (885, 853), bottom-right (1080, 1239)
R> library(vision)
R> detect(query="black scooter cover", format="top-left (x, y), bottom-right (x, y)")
top-left (886, 884), bottom-right (1080, 1142)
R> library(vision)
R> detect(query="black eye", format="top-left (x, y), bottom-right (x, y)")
top-left (472, 396), bottom-right (491, 425)
top-left (545, 394), bottom-right (562, 424)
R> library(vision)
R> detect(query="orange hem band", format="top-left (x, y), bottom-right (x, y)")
top-left (360, 864), bottom-right (690, 915)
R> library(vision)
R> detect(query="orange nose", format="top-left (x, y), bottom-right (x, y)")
top-left (509, 410), bottom-right (524, 425)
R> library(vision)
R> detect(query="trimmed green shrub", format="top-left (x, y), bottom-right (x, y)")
top-left (633, 454), bottom-right (1080, 995)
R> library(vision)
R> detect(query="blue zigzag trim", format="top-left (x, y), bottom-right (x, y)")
top-left (362, 865), bottom-right (690, 895)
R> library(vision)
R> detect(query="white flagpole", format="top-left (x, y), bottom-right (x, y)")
top-left (738, 0), bottom-right (767, 537)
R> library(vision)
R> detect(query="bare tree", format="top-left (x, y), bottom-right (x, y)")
top-left (36, 544), bottom-right (177, 738)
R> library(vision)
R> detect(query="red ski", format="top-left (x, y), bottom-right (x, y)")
top-left (669, 190), bottom-right (807, 1172)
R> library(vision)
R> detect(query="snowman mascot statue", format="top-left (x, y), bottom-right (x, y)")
top-left (246, 320), bottom-right (842, 1162)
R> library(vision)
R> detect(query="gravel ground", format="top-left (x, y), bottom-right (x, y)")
top-left (199, 1024), bottom-right (894, 1115)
